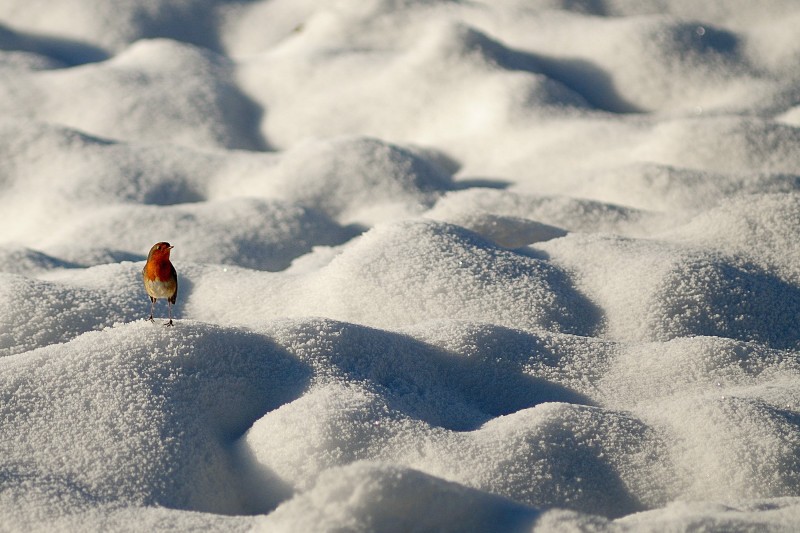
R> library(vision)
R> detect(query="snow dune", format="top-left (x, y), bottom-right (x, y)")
top-left (1, 0), bottom-right (800, 531)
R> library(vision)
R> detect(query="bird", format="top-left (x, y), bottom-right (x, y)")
top-left (142, 242), bottom-right (178, 327)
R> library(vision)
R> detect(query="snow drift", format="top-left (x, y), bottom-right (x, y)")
top-left (1, 0), bottom-right (800, 531)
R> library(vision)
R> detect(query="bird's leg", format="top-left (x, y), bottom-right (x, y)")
top-left (148, 297), bottom-right (156, 322)
top-left (164, 300), bottom-right (174, 327)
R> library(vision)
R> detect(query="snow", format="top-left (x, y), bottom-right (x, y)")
top-left (1, 1), bottom-right (800, 531)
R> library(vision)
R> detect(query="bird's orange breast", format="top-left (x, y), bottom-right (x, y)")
top-left (144, 256), bottom-right (174, 282)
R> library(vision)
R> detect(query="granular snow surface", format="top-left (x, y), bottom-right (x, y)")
top-left (1, 1), bottom-right (800, 531)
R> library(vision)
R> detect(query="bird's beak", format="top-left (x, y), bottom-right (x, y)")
top-left (168, 245), bottom-right (174, 249)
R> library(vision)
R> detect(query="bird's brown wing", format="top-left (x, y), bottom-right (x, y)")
top-left (169, 264), bottom-right (178, 305)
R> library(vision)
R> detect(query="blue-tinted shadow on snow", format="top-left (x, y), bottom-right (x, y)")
top-left (458, 22), bottom-right (742, 115)
top-left (447, 25), bottom-right (643, 114)
top-left (269, 318), bottom-right (596, 432)
top-left (0, 23), bottom-right (109, 66)
top-left (650, 257), bottom-right (800, 350)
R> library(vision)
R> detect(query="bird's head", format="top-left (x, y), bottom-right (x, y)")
top-left (148, 242), bottom-right (174, 260)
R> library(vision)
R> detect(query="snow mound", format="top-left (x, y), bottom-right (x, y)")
top-left (188, 220), bottom-right (601, 333)
top-left (255, 462), bottom-right (539, 533)
top-left (428, 188), bottom-right (657, 237)
top-left (601, 336), bottom-right (800, 408)
top-left (0, 245), bottom-right (78, 274)
top-left (0, 120), bottom-right (205, 206)
top-left (243, 380), bottom-right (669, 518)
top-left (262, 318), bottom-right (593, 431)
top-left (235, 319), bottom-right (667, 517)
top-left (238, 16), bottom-right (589, 149)
top-left (228, 136), bottom-right (454, 224)
top-left (669, 193), bottom-right (800, 283)
top-left (589, 163), bottom-right (800, 215)
top-left (304, 220), bottom-right (597, 332)
top-left (433, 212), bottom-right (568, 248)
top-left (598, 337), bottom-right (800, 505)
top-left (0, 39), bottom-right (264, 150)
top-left (0, 321), bottom-right (307, 514)
top-left (40, 198), bottom-right (355, 270)
top-left (0, 266), bottom-right (141, 356)
top-left (636, 118), bottom-right (800, 175)
top-left (480, 10), bottom-right (766, 114)
top-left (187, 221), bottom-right (599, 334)
top-left (644, 383), bottom-right (800, 502)
top-left (0, 0), bottom-right (224, 54)
top-left (616, 498), bottom-right (800, 532)
top-left (540, 233), bottom-right (800, 347)
top-left (645, 255), bottom-right (800, 348)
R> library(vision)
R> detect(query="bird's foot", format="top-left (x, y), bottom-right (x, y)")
top-left (148, 315), bottom-right (155, 323)
top-left (164, 320), bottom-right (174, 327)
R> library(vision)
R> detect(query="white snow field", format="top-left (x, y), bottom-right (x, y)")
top-left (2, 1), bottom-right (800, 531)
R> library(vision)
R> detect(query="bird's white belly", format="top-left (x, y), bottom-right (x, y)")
top-left (146, 279), bottom-right (176, 298)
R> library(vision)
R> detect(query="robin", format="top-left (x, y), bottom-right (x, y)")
top-left (142, 242), bottom-right (178, 326)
